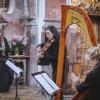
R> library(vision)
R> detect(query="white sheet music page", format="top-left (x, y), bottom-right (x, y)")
top-left (41, 73), bottom-right (60, 91)
top-left (6, 59), bottom-right (23, 75)
top-left (34, 74), bottom-right (55, 94)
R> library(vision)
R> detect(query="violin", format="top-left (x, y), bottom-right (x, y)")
top-left (37, 36), bottom-right (55, 65)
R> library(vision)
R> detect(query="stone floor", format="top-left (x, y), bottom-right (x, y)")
top-left (0, 85), bottom-right (74, 100)
top-left (0, 86), bottom-right (47, 100)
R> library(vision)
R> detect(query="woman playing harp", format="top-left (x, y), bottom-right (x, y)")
top-left (70, 44), bottom-right (100, 100)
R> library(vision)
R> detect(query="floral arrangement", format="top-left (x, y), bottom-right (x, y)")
top-left (9, 35), bottom-right (28, 55)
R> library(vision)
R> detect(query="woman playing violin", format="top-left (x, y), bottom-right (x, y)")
top-left (37, 26), bottom-right (59, 82)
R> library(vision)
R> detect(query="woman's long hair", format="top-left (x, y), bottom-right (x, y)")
top-left (45, 26), bottom-right (60, 44)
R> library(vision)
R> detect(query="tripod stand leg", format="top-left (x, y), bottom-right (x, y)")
top-left (15, 74), bottom-right (20, 100)
top-left (46, 95), bottom-right (54, 100)
top-left (15, 96), bottom-right (20, 100)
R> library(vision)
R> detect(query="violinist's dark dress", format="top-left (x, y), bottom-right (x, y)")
top-left (0, 37), bottom-right (12, 92)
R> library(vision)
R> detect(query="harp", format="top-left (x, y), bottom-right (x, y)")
top-left (55, 5), bottom-right (97, 100)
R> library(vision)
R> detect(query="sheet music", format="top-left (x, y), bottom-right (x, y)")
top-left (6, 59), bottom-right (23, 75)
top-left (41, 73), bottom-right (60, 91)
top-left (34, 74), bottom-right (55, 94)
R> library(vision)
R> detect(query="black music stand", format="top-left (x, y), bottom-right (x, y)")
top-left (32, 71), bottom-right (60, 100)
top-left (6, 59), bottom-right (23, 100)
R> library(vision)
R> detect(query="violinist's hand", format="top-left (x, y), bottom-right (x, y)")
top-left (70, 73), bottom-right (80, 83)
top-left (37, 52), bottom-right (44, 58)
top-left (37, 46), bottom-right (44, 58)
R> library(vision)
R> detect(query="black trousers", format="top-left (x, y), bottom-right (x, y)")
top-left (0, 59), bottom-right (13, 92)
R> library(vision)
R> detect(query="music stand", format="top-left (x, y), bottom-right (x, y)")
top-left (32, 71), bottom-right (60, 100)
top-left (6, 59), bottom-right (23, 100)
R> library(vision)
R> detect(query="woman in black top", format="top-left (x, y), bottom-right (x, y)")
top-left (37, 26), bottom-right (59, 82)
top-left (0, 32), bottom-right (12, 92)
top-left (71, 44), bottom-right (100, 100)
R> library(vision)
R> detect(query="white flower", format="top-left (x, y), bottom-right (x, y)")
top-left (9, 34), bottom-right (28, 49)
